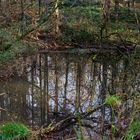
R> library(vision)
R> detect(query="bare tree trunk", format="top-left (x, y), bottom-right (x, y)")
top-left (63, 56), bottom-right (69, 111)
top-left (31, 62), bottom-right (34, 126)
top-left (75, 60), bottom-right (81, 112)
top-left (45, 54), bottom-right (49, 124)
top-left (55, 56), bottom-right (58, 112)
top-left (111, 63), bottom-right (117, 94)
top-left (38, 0), bottom-right (41, 16)
top-left (39, 54), bottom-right (44, 124)
top-left (54, 0), bottom-right (60, 36)
top-left (102, 0), bottom-right (110, 21)
top-left (100, 0), bottom-right (111, 43)
top-left (114, 0), bottom-right (119, 21)
top-left (21, 0), bottom-right (24, 35)
top-left (89, 61), bottom-right (97, 106)
top-left (100, 62), bottom-right (107, 133)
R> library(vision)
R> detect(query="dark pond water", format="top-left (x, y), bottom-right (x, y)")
top-left (0, 52), bottom-right (140, 139)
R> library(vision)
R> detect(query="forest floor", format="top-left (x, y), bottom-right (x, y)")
top-left (37, 4), bottom-right (140, 52)
top-left (0, 2), bottom-right (140, 78)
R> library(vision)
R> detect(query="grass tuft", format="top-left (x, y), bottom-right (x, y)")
top-left (105, 95), bottom-right (121, 107)
top-left (0, 122), bottom-right (29, 140)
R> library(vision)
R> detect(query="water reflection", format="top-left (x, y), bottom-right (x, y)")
top-left (0, 53), bottom-right (140, 132)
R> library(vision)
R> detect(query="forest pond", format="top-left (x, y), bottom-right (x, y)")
top-left (0, 52), bottom-right (140, 139)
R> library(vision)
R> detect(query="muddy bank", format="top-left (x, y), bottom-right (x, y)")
top-left (37, 35), bottom-right (136, 53)
top-left (0, 40), bottom-right (137, 80)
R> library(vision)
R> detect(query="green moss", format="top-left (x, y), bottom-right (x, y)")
top-left (0, 122), bottom-right (29, 140)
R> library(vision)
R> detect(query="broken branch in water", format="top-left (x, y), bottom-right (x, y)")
top-left (40, 104), bottom-right (104, 136)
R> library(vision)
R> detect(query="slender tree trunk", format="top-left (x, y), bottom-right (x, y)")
top-left (45, 0), bottom-right (48, 16)
top-left (75, 60), bottom-right (81, 112)
top-left (100, 0), bottom-right (110, 43)
top-left (38, 0), bottom-right (41, 16)
top-left (21, 0), bottom-right (24, 35)
top-left (40, 54), bottom-right (43, 124)
top-left (31, 62), bottom-right (34, 126)
top-left (89, 61), bottom-right (97, 106)
top-left (114, 0), bottom-right (119, 21)
top-left (45, 55), bottom-right (49, 124)
top-left (55, 56), bottom-right (58, 112)
top-left (111, 63), bottom-right (117, 94)
top-left (54, 0), bottom-right (60, 36)
top-left (100, 62), bottom-right (107, 133)
top-left (102, 0), bottom-right (110, 21)
top-left (64, 56), bottom-right (69, 111)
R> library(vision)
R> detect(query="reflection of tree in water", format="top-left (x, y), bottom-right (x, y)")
top-left (0, 80), bottom-right (29, 122)
top-left (1, 53), bottom-right (140, 138)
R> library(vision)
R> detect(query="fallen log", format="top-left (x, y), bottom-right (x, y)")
top-left (40, 104), bottom-right (104, 135)
top-left (38, 47), bottom-right (117, 54)
top-left (38, 44), bottom-right (136, 55)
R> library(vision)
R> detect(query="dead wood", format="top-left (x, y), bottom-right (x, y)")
top-left (40, 104), bottom-right (104, 136)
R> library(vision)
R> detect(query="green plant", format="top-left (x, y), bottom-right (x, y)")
top-left (105, 95), bottom-right (120, 108)
top-left (123, 119), bottom-right (140, 140)
top-left (104, 95), bottom-right (121, 140)
top-left (75, 128), bottom-right (84, 140)
top-left (74, 113), bottom-right (84, 140)
top-left (0, 122), bottom-right (29, 140)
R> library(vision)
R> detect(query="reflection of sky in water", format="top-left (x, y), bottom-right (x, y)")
top-left (0, 53), bottom-right (140, 125)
